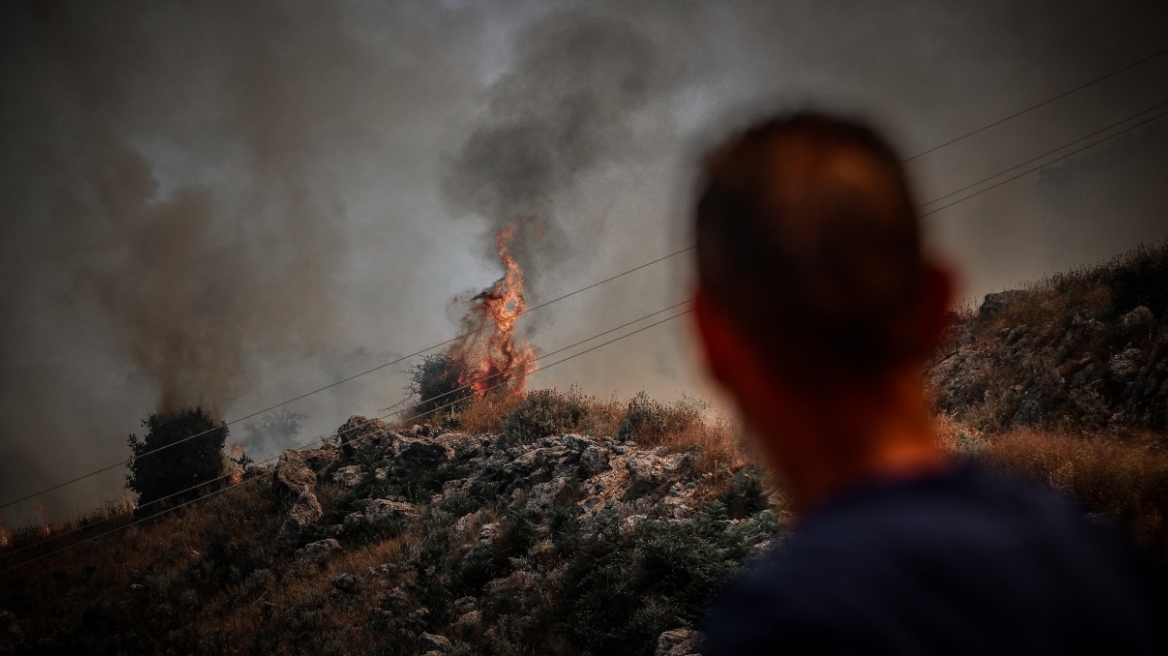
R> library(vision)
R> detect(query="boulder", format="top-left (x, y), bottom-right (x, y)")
top-left (978, 289), bottom-right (1027, 319)
top-left (464, 522), bottom-right (502, 563)
top-left (1110, 348), bottom-right (1143, 381)
top-left (455, 610), bottom-right (482, 628)
top-left (417, 632), bottom-right (452, 653)
top-left (302, 444), bottom-right (340, 472)
top-left (273, 449), bottom-right (316, 498)
top-left (295, 538), bottom-right (341, 563)
top-left (337, 416), bottom-right (392, 458)
top-left (453, 596), bottom-right (478, 613)
top-left (526, 477), bottom-right (568, 510)
top-left (655, 627), bottom-right (699, 656)
top-left (387, 438), bottom-right (455, 477)
top-left (579, 445), bottom-right (611, 477)
top-left (332, 572), bottom-right (358, 593)
top-left (281, 487), bottom-right (323, 537)
top-left (625, 451), bottom-right (676, 497)
top-left (484, 571), bottom-right (541, 597)
top-left (1121, 306), bottom-right (1155, 332)
top-left (332, 465), bottom-right (364, 488)
top-left (364, 499), bottom-right (421, 523)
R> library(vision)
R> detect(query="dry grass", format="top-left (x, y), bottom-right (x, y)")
top-left (935, 417), bottom-right (1168, 551)
top-left (405, 387), bottom-right (755, 477)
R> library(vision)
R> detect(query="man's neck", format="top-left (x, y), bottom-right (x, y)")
top-left (757, 369), bottom-right (950, 513)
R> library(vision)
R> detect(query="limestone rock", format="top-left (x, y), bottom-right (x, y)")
top-left (281, 486), bottom-right (323, 537)
top-left (579, 445), bottom-right (611, 477)
top-left (978, 290), bottom-right (1027, 319)
top-left (455, 610), bottom-right (482, 628)
top-left (1110, 348), bottom-right (1143, 381)
top-left (453, 596), bottom-right (478, 613)
top-left (1121, 306), bottom-right (1155, 332)
top-left (273, 449), bottom-right (316, 498)
top-left (464, 522), bottom-right (501, 562)
top-left (364, 499), bottom-right (421, 524)
top-left (332, 465), bottom-right (364, 488)
top-left (416, 632), bottom-right (451, 653)
top-left (295, 538), bottom-right (341, 563)
top-left (655, 628), bottom-right (698, 656)
top-left (302, 443), bottom-right (340, 473)
top-left (387, 438), bottom-right (455, 478)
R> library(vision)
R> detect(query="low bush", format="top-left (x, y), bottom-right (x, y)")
top-left (617, 392), bottom-right (704, 444)
top-left (499, 389), bottom-right (592, 444)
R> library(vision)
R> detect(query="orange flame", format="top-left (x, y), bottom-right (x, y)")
top-left (0, 519), bottom-right (10, 549)
top-left (226, 443), bottom-right (247, 484)
top-left (448, 224), bottom-right (537, 397)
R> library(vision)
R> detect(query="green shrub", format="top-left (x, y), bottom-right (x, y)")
top-left (500, 389), bottom-right (590, 444)
top-left (553, 504), bottom-right (779, 655)
top-left (718, 467), bottom-right (770, 519)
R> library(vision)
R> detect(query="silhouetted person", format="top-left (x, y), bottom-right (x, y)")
top-left (693, 113), bottom-right (1166, 655)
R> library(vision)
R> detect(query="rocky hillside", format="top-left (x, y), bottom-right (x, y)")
top-left (928, 242), bottom-right (1168, 433)
top-left (4, 243), bottom-right (1167, 655)
top-left (0, 393), bottom-right (775, 655)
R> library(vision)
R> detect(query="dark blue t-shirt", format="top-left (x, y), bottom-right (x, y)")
top-left (704, 464), bottom-right (1166, 655)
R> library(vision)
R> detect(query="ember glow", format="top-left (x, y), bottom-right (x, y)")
top-left (447, 224), bottom-right (537, 398)
top-left (226, 444), bottom-right (248, 484)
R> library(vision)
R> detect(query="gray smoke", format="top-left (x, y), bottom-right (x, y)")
top-left (1, 0), bottom-right (1165, 528)
top-left (442, 8), bottom-right (691, 292)
top-left (0, 0), bottom-right (480, 522)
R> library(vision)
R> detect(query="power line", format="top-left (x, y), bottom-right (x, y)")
top-left (904, 44), bottom-right (1168, 162)
top-left (916, 99), bottom-right (1168, 211)
top-left (0, 301), bottom-right (693, 567)
top-left (0, 247), bottom-right (693, 511)
top-left (8, 46), bottom-right (1168, 511)
top-left (919, 107), bottom-right (1168, 218)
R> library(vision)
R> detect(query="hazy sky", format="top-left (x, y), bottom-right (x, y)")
top-left (1, 0), bottom-right (1165, 526)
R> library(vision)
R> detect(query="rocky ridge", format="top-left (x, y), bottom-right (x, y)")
top-left (927, 244), bottom-right (1168, 433)
top-left (262, 416), bottom-right (774, 656)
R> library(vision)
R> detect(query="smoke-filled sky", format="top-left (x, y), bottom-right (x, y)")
top-left (1, 0), bottom-right (1165, 525)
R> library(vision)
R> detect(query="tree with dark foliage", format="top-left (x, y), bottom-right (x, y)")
top-left (408, 353), bottom-right (473, 415)
top-left (126, 407), bottom-right (227, 512)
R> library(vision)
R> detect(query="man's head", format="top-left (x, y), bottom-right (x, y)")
top-left (692, 112), bottom-right (951, 504)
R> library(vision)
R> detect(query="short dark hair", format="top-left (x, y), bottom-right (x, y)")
top-left (695, 112), bottom-right (926, 378)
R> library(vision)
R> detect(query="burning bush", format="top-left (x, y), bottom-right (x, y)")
top-left (126, 407), bottom-right (228, 512)
top-left (443, 225), bottom-right (536, 401)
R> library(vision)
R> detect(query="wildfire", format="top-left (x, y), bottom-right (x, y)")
top-left (447, 224), bottom-right (537, 397)
top-left (226, 443), bottom-right (248, 484)
top-left (34, 501), bottom-right (51, 538)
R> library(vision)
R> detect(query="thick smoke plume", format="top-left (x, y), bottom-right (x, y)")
top-left (0, 2), bottom-right (345, 416)
top-left (442, 9), bottom-right (687, 291)
top-left (0, 0), bottom-right (483, 522)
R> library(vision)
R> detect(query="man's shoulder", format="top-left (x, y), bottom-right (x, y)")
top-left (703, 464), bottom-right (1166, 655)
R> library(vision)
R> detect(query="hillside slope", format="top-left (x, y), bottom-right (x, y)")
top-left (0, 393), bottom-right (772, 656)
top-left (928, 242), bottom-right (1168, 432)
